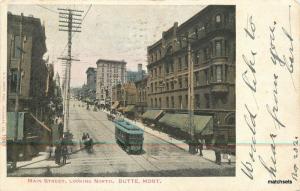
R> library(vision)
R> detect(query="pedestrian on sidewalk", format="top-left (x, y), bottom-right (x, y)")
top-left (55, 145), bottom-right (61, 164)
top-left (61, 145), bottom-right (68, 165)
top-left (198, 139), bottom-right (203, 157)
top-left (48, 144), bottom-right (54, 159)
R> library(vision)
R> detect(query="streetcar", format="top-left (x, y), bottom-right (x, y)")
top-left (114, 119), bottom-right (144, 154)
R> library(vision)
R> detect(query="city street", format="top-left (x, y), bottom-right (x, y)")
top-left (8, 100), bottom-right (234, 177)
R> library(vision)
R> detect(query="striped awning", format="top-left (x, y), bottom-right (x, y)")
top-left (159, 113), bottom-right (213, 135)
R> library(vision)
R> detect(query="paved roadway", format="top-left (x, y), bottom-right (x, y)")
top-left (9, 100), bottom-right (234, 176)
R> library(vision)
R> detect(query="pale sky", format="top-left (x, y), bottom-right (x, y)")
top-left (8, 4), bottom-right (205, 87)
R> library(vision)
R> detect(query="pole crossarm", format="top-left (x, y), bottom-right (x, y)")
top-left (59, 20), bottom-right (82, 24)
top-left (58, 8), bottom-right (84, 12)
top-left (57, 57), bottom-right (80, 61)
top-left (59, 29), bottom-right (81, 32)
top-left (59, 12), bottom-right (82, 17)
top-left (59, 16), bottom-right (82, 21)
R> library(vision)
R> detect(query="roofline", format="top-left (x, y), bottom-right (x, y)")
top-left (96, 59), bottom-right (126, 64)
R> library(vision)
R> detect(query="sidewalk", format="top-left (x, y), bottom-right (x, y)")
top-left (105, 110), bottom-right (235, 164)
top-left (15, 152), bottom-right (58, 169)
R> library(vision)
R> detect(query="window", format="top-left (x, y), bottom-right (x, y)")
top-left (185, 76), bottom-right (188, 88)
top-left (165, 65), bottom-right (169, 74)
top-left (155, 82), bottom-right (157, 92)
top-left (195, 94), bottom-right (200, 109)
top-left (204, 47), bottom-right (210, 60)
top-left (151, 83), bottom-right (153, 92)
top-left (158, 66), bottom-right (161, 76)
top-left (216, 65), bottom-right (222, 82)
top-left (216, 14), bottom-right (221, 23)
top-left (178, 57), bottom-right (182, 71)
top-left (215, 40), bottom-right (222, 56)
top-left (195, 72), bottom-right (200, 86)
top-left (166, 97), bottom-right (169, 108)
top-left (205, 95), bottom-right (210, 108)
top-left (178, 77), bottom-right (182, 88)
top-left (159, 98), bottom-right (161, 108)
top-left (170, 81), bottom-right (174, 90)
top-left (185, 55), bottom-right (188, 68)
top-left (179, 96), bottom-right (183, 109)
top-left (171, 96), bottom-right (174, 108)
top-left (194, 28), bottom-right (198, 38)
top-left (170, 63), bottom-right (174, 73)
top-left (194, 52), bottom-right (199, 65)
top-left (185, 95), bottom-right (188, 108)
top-left (166, 82), bottom-right (169, 91)
top-left (205, 70), bottom-right (209, 84)
top-left (13, 35), bottom-right (21, 58)
top-left (151, 99), bottom-right (153, 107)
top-left (9, 69), bottom-right (18, 93)
top-left (155, 98), bottom-right (157, 107)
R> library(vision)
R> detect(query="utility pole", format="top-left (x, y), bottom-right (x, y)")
top-left (58, 8), bottom-right (82, 132)
top-left (177, 34), bottom-right (196, 154)
top-left (187, 38), bottom-right (196, 154)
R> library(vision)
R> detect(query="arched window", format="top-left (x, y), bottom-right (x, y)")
top-left (216, 14), bottom-right (221, 23)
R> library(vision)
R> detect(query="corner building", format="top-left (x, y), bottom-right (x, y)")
top-left (147, 5), bottom-right (235, 149)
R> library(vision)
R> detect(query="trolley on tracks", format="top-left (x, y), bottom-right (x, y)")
top-left (114, 119), bottom-right (144, 154)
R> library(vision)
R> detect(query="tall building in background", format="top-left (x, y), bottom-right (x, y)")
top-left (96, 59), bottom-right (126, 104)
top-left (85, 67), bottom-right (96, 101)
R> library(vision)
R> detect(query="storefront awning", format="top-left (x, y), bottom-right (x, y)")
top-left (124, 105), bottom-right (135, 113)
top-left (158, 113), bottom-right (213, 135)
top-left (142, 110), bottom-right (164, 121)
top-left (111, 101), bottom-right (119, 109)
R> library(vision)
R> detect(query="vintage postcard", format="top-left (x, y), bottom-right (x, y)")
top-left (0, 0), bottom-right (299, 190)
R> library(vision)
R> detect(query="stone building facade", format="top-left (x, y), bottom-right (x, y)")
top-left (96, 59), bottom-right (126, 103)
top-left (147, 5), bottom-right (235, 145)
top-left (7, 13), bottom-right (49, 121)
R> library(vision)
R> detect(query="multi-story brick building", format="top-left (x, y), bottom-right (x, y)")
top-left (96, 59), bottom-right (126, 104)
top-left (146, 5), bottom-right (235, 148)
top-left (7, 13), bottom-right (49, 121)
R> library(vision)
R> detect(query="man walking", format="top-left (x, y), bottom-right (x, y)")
top-left (61, 145), bottom-right (68, 165)
top-left (55, 145), bottom-right (61, 164)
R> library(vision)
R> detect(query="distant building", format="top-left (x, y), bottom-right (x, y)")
top-left (126, 63), bottom-right (146, 83)
top-left (135, 76), bottom-right (148, 114)
top-left (96, 59), bottom-right (126, 104)
top-left (86, 67), bottom-right (96, 90)
top-left (7, 13), bottom-right (48, 121)
top-left (112, 82), bottom-right (137, 107)
top-left (85, 67), bottom-right (96, 101)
